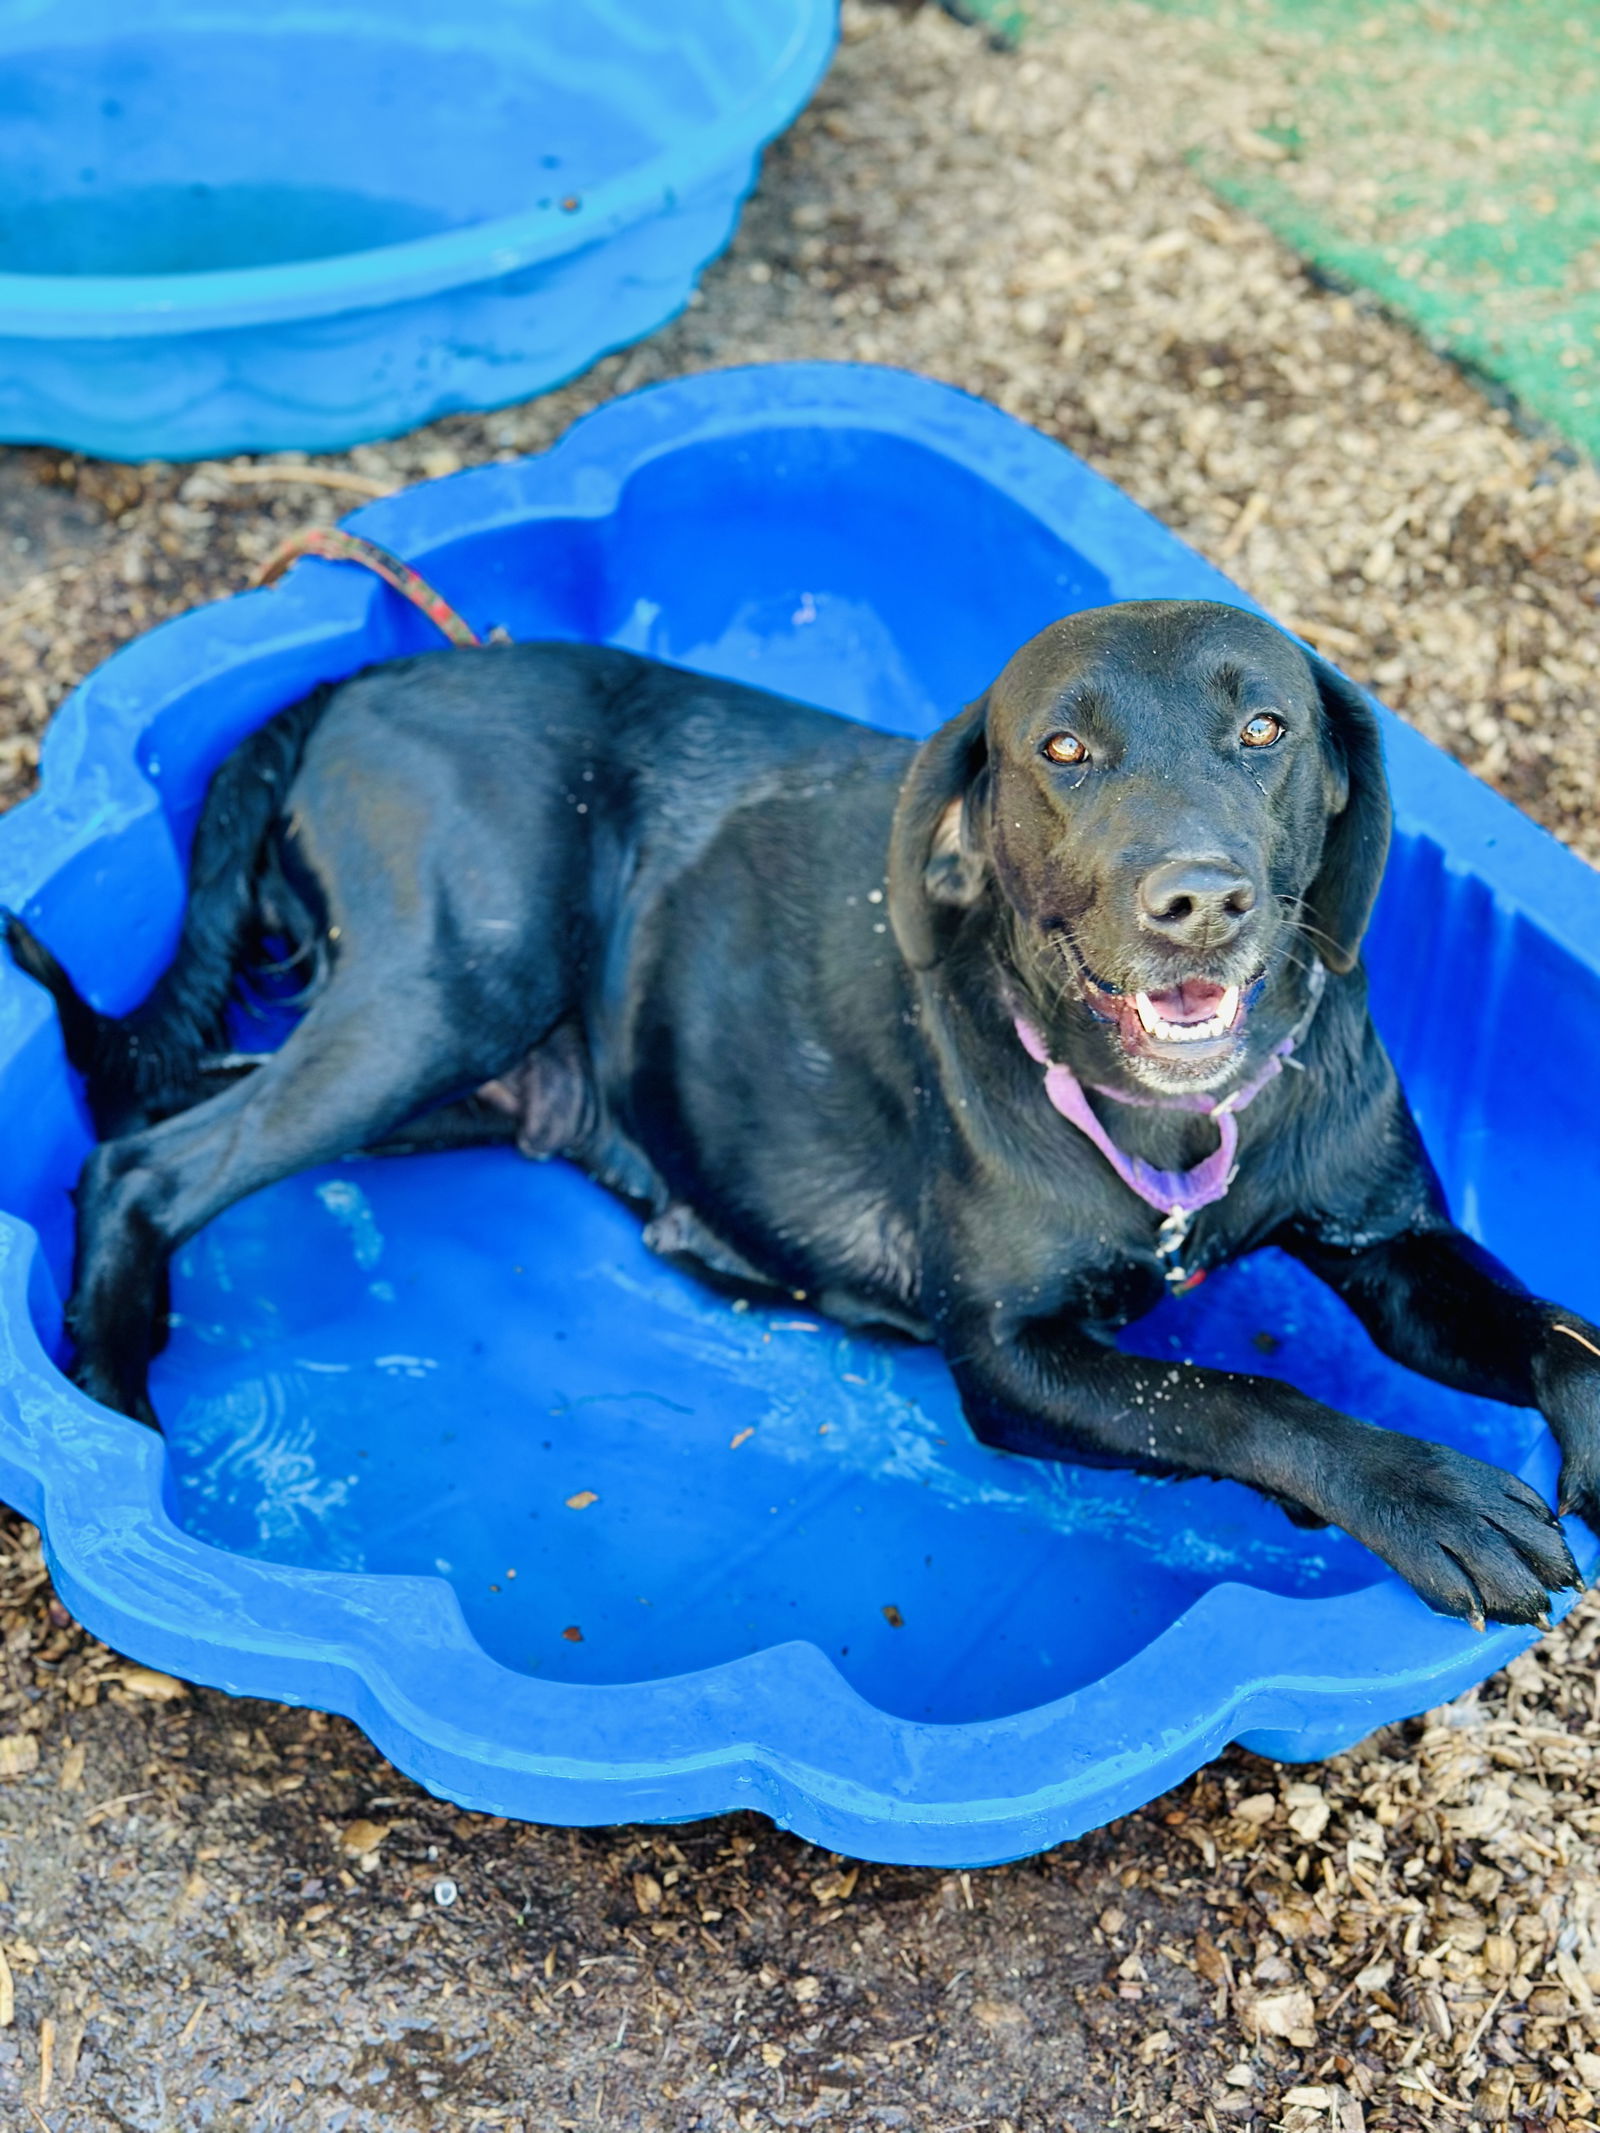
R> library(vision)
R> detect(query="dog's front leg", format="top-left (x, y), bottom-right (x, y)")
top-left (945, 1309), bottom-right (1578, 1627)
top-left (1285, 1223), bottom-right (1600, 1534)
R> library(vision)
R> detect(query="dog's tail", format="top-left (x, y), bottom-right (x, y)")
top-left (3, 684), bottom-right (334, 1135)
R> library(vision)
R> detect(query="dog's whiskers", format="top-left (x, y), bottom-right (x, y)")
top-left (1277, 896), bottom-right (1345, 966)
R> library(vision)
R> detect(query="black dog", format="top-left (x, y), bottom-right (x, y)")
top-left (10, 600), bottom-right (1599, 1627)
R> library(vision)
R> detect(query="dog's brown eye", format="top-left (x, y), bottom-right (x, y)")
top-left (1043, 731), bottom-right (1088, 766)
top-left (1240, 712), bottom-right (1284, 749)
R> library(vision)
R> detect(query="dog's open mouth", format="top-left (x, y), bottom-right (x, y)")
top-left (1129, 979), bottom-right (1241, 1046)
top-left (1075, 962), bottom-right (1255, 1064)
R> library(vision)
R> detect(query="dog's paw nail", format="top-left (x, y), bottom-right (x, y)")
top-left (1536, 1611), bottom-right (1553, 1631)
top-left (1468, 1608), bottom-right (1487, 1634)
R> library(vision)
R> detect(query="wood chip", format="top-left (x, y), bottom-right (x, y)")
top-left (972, 1997), bottom-right (1027, 2029)
top-left (632, 1873), bottom-right (663, 1915)
top-left (338, 1819), bottom-right (390, 1857)
top-left (1244, 1985), bottom-right (1316, 2041)
top-left (811, 1867), bottom-right (860, 1904)
top-left (118, 1667), bottom-right (187, 1702)
top-left (1231, 1792), bottom-right (1276, 1825)
top-left (0, 1735), bottom-right (38, 1781)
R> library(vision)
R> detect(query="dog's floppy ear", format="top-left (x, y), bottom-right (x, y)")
top-left (1302, 650), bottom-right (1392, 975)
top-left (887, 695), bottom-right (990, 970)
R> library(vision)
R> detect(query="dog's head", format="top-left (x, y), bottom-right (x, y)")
top-left (887, 600), bottom-right (1390, 1095)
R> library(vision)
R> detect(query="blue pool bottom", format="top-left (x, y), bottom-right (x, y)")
top-left (153, 1152), bottom-right (1540, 1730)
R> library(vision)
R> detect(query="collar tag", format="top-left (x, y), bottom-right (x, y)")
top-left (1156, 1204), bottom-right (1193, 1287)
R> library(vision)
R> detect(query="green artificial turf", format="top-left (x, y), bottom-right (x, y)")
top-left (958, 0), bottom-right (1600, 458)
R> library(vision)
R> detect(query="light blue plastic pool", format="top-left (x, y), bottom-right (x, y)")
top-left (0, 0), bottom-right (837, 459)
top-left (1, 364), bottom-right (1596, 1864)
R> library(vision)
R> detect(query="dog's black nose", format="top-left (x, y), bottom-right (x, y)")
top-left (1137, 858), bottom-right (1257, 947)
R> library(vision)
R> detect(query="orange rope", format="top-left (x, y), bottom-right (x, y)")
top-left (252, 525), bottom-right (483, 647)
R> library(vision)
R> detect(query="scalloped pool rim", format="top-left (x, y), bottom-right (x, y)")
top-left (1, 363), bottom-right (1595, 1866)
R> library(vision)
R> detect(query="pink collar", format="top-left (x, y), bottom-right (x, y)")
top-left (1014, 971), bottom-right (1322, 1285)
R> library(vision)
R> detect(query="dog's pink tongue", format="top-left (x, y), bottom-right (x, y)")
top-left (1144, 979), bottom-right (1230, 1026)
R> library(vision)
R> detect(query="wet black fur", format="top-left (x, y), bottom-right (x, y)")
top-left (9, 601), bottom-right (1600, 1628)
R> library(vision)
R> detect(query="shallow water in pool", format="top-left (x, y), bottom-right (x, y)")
top-left (149, 1148), bottom-right (1537, 1725)
top-left (0, 184), bottom-right (463, 277)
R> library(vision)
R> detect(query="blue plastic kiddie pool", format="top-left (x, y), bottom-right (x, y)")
top-left (2, 365), bottom-right (1597, 1866)
top-left (0, 0), bottom-right (836, 460)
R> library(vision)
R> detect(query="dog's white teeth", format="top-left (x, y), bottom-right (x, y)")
top-left (1134, 985), bottom-right (1243, 1044)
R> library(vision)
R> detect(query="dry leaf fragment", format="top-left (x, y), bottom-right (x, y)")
top-left (338, 1819), bottom-right (390, 1857)
top-left (58, 1741), bottom-right (84, 1793)
top-left (1245, 1985), bottom-right (1316, 2042)
top-left (972, 1997), bottom-right (1026, 2029)
top-left (792, 1975), bottom-right (822, 2004)
top-left (1137, 2028), bottom-right (1172, 2063)
top-left (881, 1604), bottom-right (904, 1628)
top-left (1194, 1930), bottom-right (1228, 1985)
top-left (0, 1735), bottom-right (39, 1781)
top-left (811, 1867), bottom-right (860, 1904)
top-left (561, 1625), bottom-right (583, 1643)
top-left (565, 1490), bottom-right (598, 1510)
top-left (1181, 1822), bottom-right (1218, 1869)
top-left (729, 1428), bottom-right (755, 1450)
top-left (632, 1872), bottom-right (663, 1915)
top-left (120, 1666), bottom-right (187, 1701)
top-left (759, 2042), bottom-right (786, 2069)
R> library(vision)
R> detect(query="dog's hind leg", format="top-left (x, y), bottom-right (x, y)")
top-left (69, 982), bottom-right (515, 1425)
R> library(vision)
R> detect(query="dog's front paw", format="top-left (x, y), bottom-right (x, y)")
top-left (1349, 1442), bottom-right (1578, 1629)
top-left (1537, 1316), bottom-right (1600, 1529)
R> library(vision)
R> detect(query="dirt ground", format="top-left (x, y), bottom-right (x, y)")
top-left (4, 4), bottom-right (1600, 2129)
